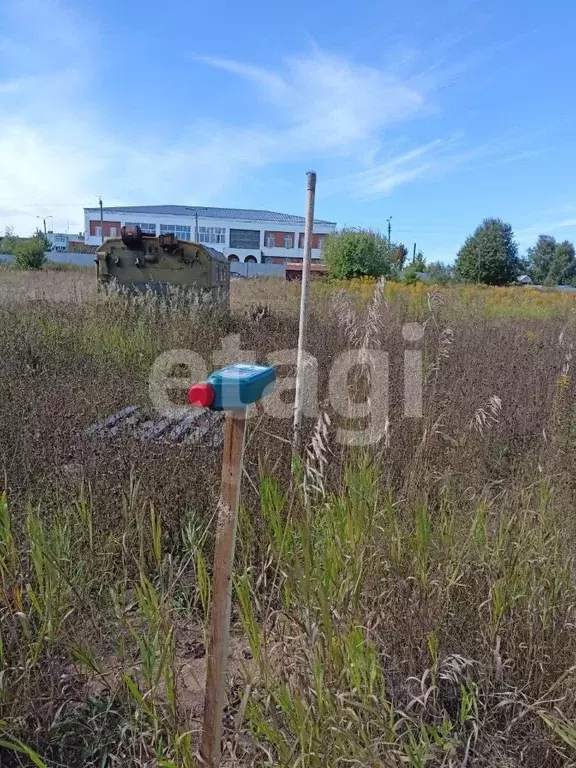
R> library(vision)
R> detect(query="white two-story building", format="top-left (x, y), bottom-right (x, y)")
top-left (83, 205), bottom-right (337, 263)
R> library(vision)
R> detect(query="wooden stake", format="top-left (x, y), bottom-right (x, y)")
top-left (200, 409), bottom-right (247, 767)
top-left (293, 170), bottom-right (317, 453)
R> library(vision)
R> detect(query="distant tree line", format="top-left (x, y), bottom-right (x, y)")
top-left (454, 218), bottom-right (576, 286)
top-left (2, 218), bottom-right (574, 282)
top-left (322, 219), bottom-right (576, 287)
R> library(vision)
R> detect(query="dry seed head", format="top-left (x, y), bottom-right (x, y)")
top-left (427, 291), bottom-right (444, 315)
top-left (304, 411), bottom-right (331, 501)
top-left (361, 277), bottom-right (387, 353)
top-left (469, 395), bottom-right (502, 435)
top-left (332, 289), bottom-right (362, 347)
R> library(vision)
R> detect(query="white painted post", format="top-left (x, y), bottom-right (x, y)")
top-left (293, 171), bottom-right (317, 452)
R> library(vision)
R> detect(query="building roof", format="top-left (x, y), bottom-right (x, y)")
top-left (84, 205), bottom-right (336, 227)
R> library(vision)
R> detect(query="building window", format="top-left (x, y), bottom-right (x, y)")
top-left (125, 222), bottom-right (157, 235)
top-left (298, 232), bottom-right (324, 249)
top-left (95, 226), bottom-right (102, 239)
top-left (265, 234), bottom-right (275, 248)
top-left (284, 235), bottom-right (293, 249)
top-left (198, 226), bottom-right (226, 245)
top-left (109, 227), bottom-right (117, 238)
top-left (160, 223), bottom-right (191, 240)
top-left (229, 228), bottom-right (260, 250)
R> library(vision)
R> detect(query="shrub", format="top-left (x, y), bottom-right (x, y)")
top-left (12, 238), bottom-right (47, 270)
top-left (403, 262), bottom-right (423, 284)
top-left (323, 228), bottom-right (400, 279)
top-left (426, 260), bottom-right (455, 285)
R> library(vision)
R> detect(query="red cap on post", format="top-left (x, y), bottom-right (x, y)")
top-left (188, 382), bottom-right (215, 408)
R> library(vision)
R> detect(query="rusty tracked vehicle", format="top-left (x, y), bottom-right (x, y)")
top-left (96, 225), bottom-right (230, 306)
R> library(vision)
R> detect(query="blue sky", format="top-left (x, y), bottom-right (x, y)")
top-left (1, 0), bottom-right (575, 261)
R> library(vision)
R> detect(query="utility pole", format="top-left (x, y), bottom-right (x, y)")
top-left (293, 171), bottom-right (317, 453)
top-left (36, 215), bottom-right (51, 235)
top-left (99, 197), bottom-right (104, 244)
top-left (413, 242), bottom-right (417, 263)
top-left (387, 216), bottom-right (392, 245)
top-left (195, 211), bottom-right (199, 242)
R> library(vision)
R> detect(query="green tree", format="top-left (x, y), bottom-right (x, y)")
top-left (548, 240), bottom-right (576, 285)
top-left (12, 238), bottom-right (46, 270)
top-left (403, 252), bottom-right (427, 284)
top-left (527, 235), bottom-right (576, 285)
top-left (323, 229), bottom-right (400, 279)
top-left (414, 249), bottom-right (425, 265)
top-left (426, 261), bottom-right (454, 285)
top-left (526, 235), bottom-right (557, 284)
top-left (412, 253), bottom-right (426, 272)
top-left (0, 226), bottom-right (19, 255)
top-left (455, 218), bottom-right (521, 285)
top-left (33, 227), bottom-right (51, 252)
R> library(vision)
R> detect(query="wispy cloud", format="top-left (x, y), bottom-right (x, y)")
top-left (0, 2), bottom-right (262, 234)
top-left (325, 139), bottom-right (449, 198)
top-left (199, 52), bottom-right (554, 200)
top-left (325, 129), bottom-right (559, 200)
top-left (515, 215), bottom-right (576, 248)
top-left (2, 28), bottom-right (435, 234)
top-left (0, 1), bottom-right (554, 238)
top-left (199, 51), bottom-right (427, 154)
top-left (197, 57), bottom-right (288, 97)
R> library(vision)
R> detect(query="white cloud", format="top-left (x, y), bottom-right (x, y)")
top-left (198, 57), bottom-right (288, 98)
top-left (325, 131), bottom-right (557, 200)
top-left (0, 114), bottom-right (271, 235)
top-left (200, 51), bottom-right (426, 154)
top-left (327, 139), bottom-right (446, 197)
top-left (515, 217), bottom-right (576, 248)
top-left (199, 53), bottom-right (552, 201)
top-left (2, 1), bottom-right (535, 238)
top-left (1, 29), bottom-right (434, 236)
top-left (0, 80), bottom-right (24, 95)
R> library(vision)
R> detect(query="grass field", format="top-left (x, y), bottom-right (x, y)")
top-left (1, 265), bottom-right (576, 767)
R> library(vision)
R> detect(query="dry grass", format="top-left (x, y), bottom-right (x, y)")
top-left (0, 263), bottom-right (95, 306)
top-left (1, 267), bottom-right (576, 766)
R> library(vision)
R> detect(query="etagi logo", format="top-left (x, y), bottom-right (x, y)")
top-left (149, 323), bottom-right (424, 446)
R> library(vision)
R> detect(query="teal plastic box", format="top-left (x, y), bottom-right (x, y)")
top-left (189, 364), bottom-right (276, 411)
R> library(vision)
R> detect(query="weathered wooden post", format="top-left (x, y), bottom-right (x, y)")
top-left (188, 364), bottom-right (276, 768)
top-left (293, 170), bottom-right (317, 453)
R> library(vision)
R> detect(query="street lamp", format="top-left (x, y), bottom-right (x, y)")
top-left (36, 215), bottom-right (53, 235)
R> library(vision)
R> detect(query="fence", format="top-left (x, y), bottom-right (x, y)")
top-left (1, 253), bottom-right (288, 278)
top-left (229, 262), bottom-right (285, 278)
